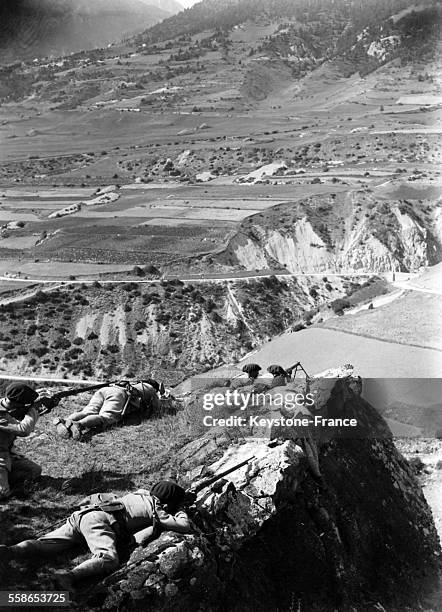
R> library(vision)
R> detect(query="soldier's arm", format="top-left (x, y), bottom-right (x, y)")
top-left (0, 407), bottom-right (39, 436)
top-left (133, 525), bottom-right (155, 545)
top-left (157, 507), bottom-right (191, 533)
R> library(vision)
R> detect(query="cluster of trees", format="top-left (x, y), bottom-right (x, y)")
top-left (135, 0), bottom-right (431, 48)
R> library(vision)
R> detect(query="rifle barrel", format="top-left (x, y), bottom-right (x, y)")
top-left (192, 456), bottom-right (254, 494)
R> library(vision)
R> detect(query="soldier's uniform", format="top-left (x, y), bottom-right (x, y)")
top-left (60, 382), bottom-right (161, 437)
top-left (1, 482), bottom-right (190, 583)
top-left (0, 393), bottom-right (41, 500)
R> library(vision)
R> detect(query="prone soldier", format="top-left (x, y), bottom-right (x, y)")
top-left (0, 480), bottom-right (191, 589)
top-left (54, 380), bottom-right (162, 440)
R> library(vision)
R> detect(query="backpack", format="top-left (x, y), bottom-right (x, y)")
top-left (121, 381), bottom-right (158, 420)
top-left (79, 492), bottom-right (125, 513)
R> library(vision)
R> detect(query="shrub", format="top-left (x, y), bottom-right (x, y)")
top-left (52, 337), bottom-right (71, 350)
top-left (32, 346), bottom-right (49, 357)
top-left (132, 266), bottom-right (145, 277)
top-left (26, 324), bottom-right (38, 336)
top-left (330, 298), bottom-right (351, 314)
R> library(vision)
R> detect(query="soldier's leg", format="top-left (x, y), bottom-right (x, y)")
top-left (66, 389), bottom-right (105, 423)
top-left (8, 516), bottom-right (81, 559)
top-left (9, 456), bottom-right (42, 487)
top-left (69, 511), bottom-right (119, 580)
top-left (74, 414), bottom-right (113, 429)
top-left (0, 466), bottom-right (11, 500)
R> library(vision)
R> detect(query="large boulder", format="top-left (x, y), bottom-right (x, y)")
top-left (87, 374), bottom-right (441, 612)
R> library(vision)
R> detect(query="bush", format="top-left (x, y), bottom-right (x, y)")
top-left (32, 346), bottom-right (49, 357)
top-left (106, 345), bottom-right (120, 354)
top-left (145, 264), bottom-right (160, 275)
top-left (123, 283), bottom-right (138, 292)
top-left (210, 311), bottom-right (222, 323)
top-left (330, 298), bottom-right (351, 314)
top-left (52, 337), bottom-right (71, 350)
top-left (132, 266), bottom-right (145, 277)
top-left (26, 324), bottom-right (38, 336)
top-left (134, 321), bottom-right (146, 331)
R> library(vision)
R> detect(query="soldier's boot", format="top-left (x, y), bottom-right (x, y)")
top-left (66, 420), bottom-right (83, 441)
top-left (55, 557), bottom-right (118, 589)
top-left (53, 417), bottom-right (71, 439)
top-left (0, 545), bottom-right (12, 559)
top-left (53, 571), bottom-right (75, 592)
top-left (0, 545), bottom-right (13, 575)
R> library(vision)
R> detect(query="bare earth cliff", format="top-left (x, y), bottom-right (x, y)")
top-left (86, 375), bottom-right (441, 612)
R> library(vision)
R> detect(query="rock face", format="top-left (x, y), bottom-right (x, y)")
top-left (88, 375), bottom-right (441, 612)
top-left (222, 202), bottom-right (442, 274)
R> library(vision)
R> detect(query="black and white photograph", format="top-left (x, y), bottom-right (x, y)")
top-left (0, 0), bottom-right (441, 610)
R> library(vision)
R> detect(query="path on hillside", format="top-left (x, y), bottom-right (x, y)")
top-left (393, 280), bottom-right (442, 296)
top-left (0, 270), bottom-right (393, 286)
top-left (0, 282), bottom-right (63, 306)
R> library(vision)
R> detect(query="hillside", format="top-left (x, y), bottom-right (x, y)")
top-left (142, 0), bottom-right (184, 13)
top-left (0, 0), bottom-right (171, 62)
top-left (133, 0), bottom-right (440, 71)
top-left (215, 191), bottom-right (442, 273)
top-left (0, 275), bottom-right (367, 384)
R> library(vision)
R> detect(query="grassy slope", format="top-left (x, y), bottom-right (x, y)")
top-left (321, 291), bottom-right (442, 350)
top-left (1, 392), bottom-right (202, 592)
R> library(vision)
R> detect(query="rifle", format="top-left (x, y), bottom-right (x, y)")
top-left (35, 378), bottom-right (168, 415)
top-left (35, 382), bottom-right (113, 415)
top-left (185, 456), bottom-right (254, 504)
top-left (286, 361), bottom-right (309, 380)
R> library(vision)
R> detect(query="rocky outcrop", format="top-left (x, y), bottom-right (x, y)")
top-left (87, 374), bottom-right (441, 612)
top-left (223, 204), bottom-right (442, 273)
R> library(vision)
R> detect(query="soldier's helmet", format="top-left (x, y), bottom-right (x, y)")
top-left (151, 480), bottom-right (186, 511)
top-left (5, 383), bottom-right (38, 406)
top-left (242, 363), bottom-right (261, 378)
top-left (267, 364), bottom-right (288, 378)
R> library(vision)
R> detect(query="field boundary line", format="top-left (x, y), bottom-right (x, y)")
top-left (319, 324), bottom-right (442, 353)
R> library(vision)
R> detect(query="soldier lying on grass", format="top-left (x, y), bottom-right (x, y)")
top-left (0, 480), bottom-right (191, 590)
top-left (53, 380), bottom-right (162, 441)
top-left (0, 383), bottom-right (44, 501)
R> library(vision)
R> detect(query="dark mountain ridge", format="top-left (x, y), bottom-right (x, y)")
top-left (0, 0), bottom-right (172, 62)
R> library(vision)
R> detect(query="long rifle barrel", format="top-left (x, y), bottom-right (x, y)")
top-left (191, 456), bottom-right (254, 494)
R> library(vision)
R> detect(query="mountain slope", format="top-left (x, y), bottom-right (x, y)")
top-left (0, 276), bottom-right (359, 383)
top-left (0, 0), bottom-right (171, 62)
top-left (140, 0), bottom-right (184, 14)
